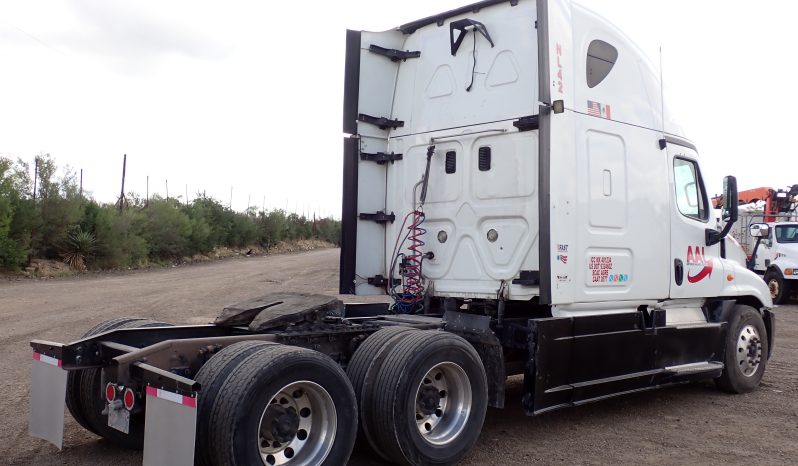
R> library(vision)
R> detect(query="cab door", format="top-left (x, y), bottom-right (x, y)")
top-left (753, 231), bottom-right (776, 271)
top-left (668, 142), bottom-right (723, 298)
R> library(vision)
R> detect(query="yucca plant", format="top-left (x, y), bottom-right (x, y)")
top-left (61, 228), bottom-right (96, 271)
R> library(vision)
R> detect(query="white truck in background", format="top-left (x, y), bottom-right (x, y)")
top-left (28, 1), bottom-right (775, 465)
top-left (721, 185), bottom-right (798, 303)
top-left (750, 222), bottom-right (798, 303)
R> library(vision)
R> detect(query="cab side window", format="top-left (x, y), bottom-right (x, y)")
top-left (586, 40), bottom-right (618, 88)
top-left (673, 158), bottom-right (708, 221)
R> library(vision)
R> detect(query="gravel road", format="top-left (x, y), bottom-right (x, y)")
top-left (1, 248), bottom-right (795, 465)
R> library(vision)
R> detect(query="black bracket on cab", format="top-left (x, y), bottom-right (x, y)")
top-left (360, 152), bottom-right (403, 165)
top-left (359, 211), bottom-right (396, 224)
top-left (513, 115), bottom-right (539, 132)
top-left (369, 44), bottom-right (421, 62)
top-left (358, 113), bottom-right (404, 130)
top-left (450, 18), bottom-right (495, 56)
top-left (512, 270), bottom-right (540, 286)
top-left (367, 275), bottom-right (400, 288)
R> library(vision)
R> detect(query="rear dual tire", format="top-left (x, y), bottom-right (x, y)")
top-left (201, 344), bottom-right (358, 465)
top-left (66, 316), bottom-right (147, 436)
top-left (67, 317), bottom-right (173, 449)
top-left (194, 340), bottom-right (277, 466)
top-left (349, 329), bottom-right (488, 466)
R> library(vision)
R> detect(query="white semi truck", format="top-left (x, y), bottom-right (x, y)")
top-left (747, 221), bottom-right (798, 303)
top-left (29, 1), bottom-right (774, 465)
top-left (723, 186), bottom-right (798, 303)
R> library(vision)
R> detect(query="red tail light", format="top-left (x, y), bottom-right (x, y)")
top-left (123, 388), bottom-right (136, 411)
top-left (105, 383), bottom-right (117, 402)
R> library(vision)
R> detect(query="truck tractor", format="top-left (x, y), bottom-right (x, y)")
top-left (29, 1), bottom-right (775, 465)
top-left (719, 184), bottom-right (797, 303)
top-left (747, 222), bottom-right (798, 303)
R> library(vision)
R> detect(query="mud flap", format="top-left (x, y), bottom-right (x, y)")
top-left (143, 387), bottom-right (198, 466)
top-left (29, 352), bottom-right (68, 449)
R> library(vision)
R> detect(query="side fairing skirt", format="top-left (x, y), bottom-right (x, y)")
top-left (523, 310), bottom-right (725, 415)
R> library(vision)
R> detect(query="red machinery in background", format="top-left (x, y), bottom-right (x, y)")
top-left (714, 185), bottom-right (798, 222)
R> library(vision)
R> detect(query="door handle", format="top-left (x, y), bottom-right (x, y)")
top-left (674, 259), bottom-right (684, 286)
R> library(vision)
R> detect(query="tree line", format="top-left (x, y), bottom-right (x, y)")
top-left (0, 154), bottom-right (341, 271)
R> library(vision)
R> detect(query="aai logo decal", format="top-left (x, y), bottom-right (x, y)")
top-left (686, 246), bottom-right (714, 283)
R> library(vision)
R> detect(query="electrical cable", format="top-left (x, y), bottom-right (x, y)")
top-left (466, 30), bottom-right (478, 92)
top-left (389, 146), bottom-right (435, 313)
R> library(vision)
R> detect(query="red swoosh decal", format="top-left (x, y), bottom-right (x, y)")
top-left (687, 259), bottom-right (714, 283)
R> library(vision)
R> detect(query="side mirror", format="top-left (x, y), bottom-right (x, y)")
top-left (749, 223), bottom-right (771, 239)
top-left (707, 175), bottom-right (739, 246)
top-left (722, 175), bottom-right (738, 222)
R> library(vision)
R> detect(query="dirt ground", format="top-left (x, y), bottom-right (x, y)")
top-left (1, 248), bottom-right (796, 465)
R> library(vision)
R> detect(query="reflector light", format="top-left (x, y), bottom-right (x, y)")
top-left (105, 383), bottom-right (116, 402)
top-left (785, 268), bottom-right (794, 275)
top-left (123, 388), bottom-right (135, 411)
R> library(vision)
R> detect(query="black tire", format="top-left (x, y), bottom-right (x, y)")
top-left (715, 305), bottom-right (769, 394)
top-left (367, 330), bottom-right (488, 466)
top-left (194, 340), bottom-right (276, 466)
top-left (346, 326), bottom-right (418, 459)
top-left (79, 319), bottom-right (173, 449)
top-left (347, 326), bottom-right (417, 402)
top-left (765, 269), bottom-right (790, 304)
top-left (208, 345), bottom-right (358, 466)
top-left (66, 317), bottom-right (151, 435)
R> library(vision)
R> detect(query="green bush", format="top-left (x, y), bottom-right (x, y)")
top-left (141, 197), bottom-right (192, 260)
top-left (0, 158), bottom-right (34, 268)
top-left (92, 207), bottom-right (149, 269)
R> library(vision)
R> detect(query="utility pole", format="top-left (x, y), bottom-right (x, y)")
top-left (146, 176), bottom-right (149, 205)
top-left (116, 154), bottom-right (128, 211)
top-left (79, 169), bottom-right (83, 198)
top-left (229, 186), bottom-right (233, 209)
top-left (33, 158), bottom-right (38, 200)
top-left (185, 184), bottom-right (189, 205)
top-left (166, 179), bottom-right (169, 200)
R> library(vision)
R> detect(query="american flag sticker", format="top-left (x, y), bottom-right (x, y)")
top-left (587, 100), bottom-right (612, 119)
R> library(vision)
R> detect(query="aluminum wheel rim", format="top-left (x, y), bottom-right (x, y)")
top-left (736, 325), bottom-right (763, 377)
top-left (257, 381), bottom-right (337, 465)
top-left (768, 279), bottom-right (779, 300)
top-left (414, 361), bottom-right (472, 446)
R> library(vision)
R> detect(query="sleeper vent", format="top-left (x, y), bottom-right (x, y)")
top-left (478, 147), bottom-right (491, 171)
top-left (445, 151), bottom-right (457, 174)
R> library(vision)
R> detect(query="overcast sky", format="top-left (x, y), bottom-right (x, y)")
top-left (1, 0), bottom-right (796, 217)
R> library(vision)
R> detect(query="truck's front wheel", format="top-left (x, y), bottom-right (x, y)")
top-left (208, 345), bottom-right (357, 465)
top-left (765, 269), bottom-right (790, 304)
top-left (715, 305), bottom-right (769, 394)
